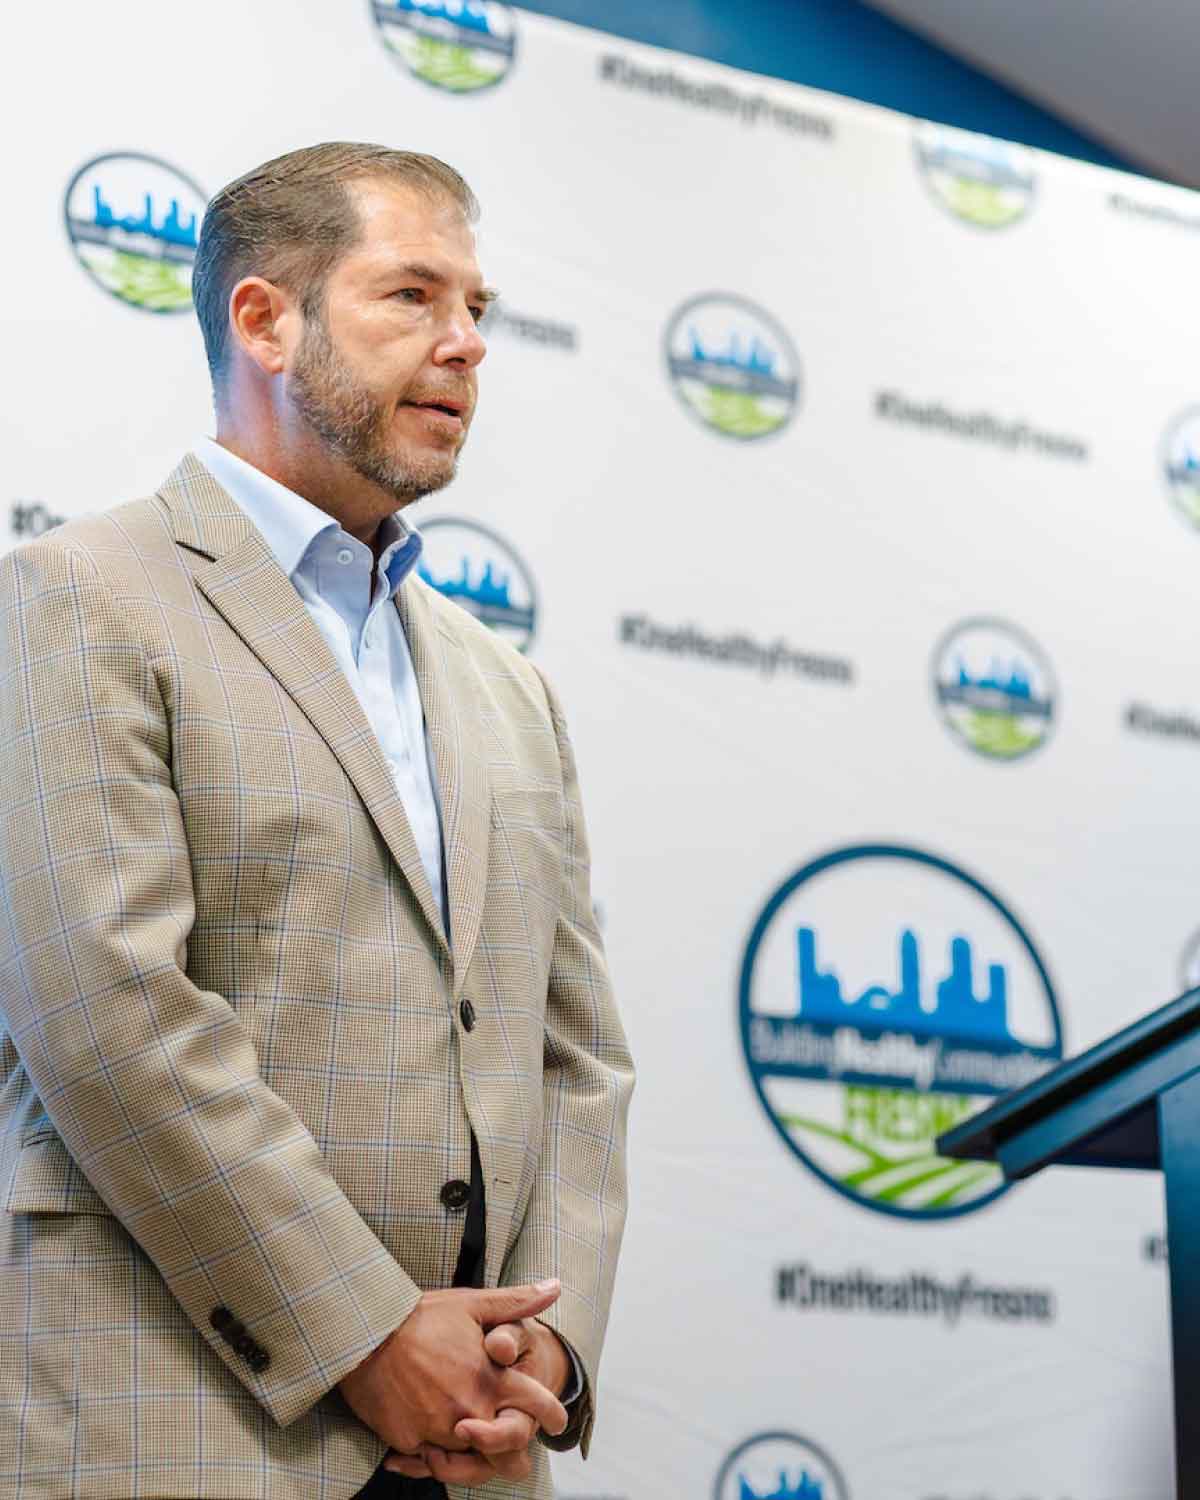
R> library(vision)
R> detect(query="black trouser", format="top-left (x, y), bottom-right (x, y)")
top-left (355, 1470), bottom-right (446, 1500)
top-left (352, 1136), bottom-right (487, 1500)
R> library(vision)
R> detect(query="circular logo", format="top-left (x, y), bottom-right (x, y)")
top-left (933, 618), bottom-right (1056, 762)
top-left (915, 122), bottom-right (1036, 229)
top-left (417, 517), bottom-right (537, 651)
top-left (664, 293), bottom-right (801, 441)
top-left (714, 1431), bottom-right (849, 1500)
top-left (739, 845), bottom-right (1062, 1220)
top-left (1163, 406), bottom-right (1200, 529)
top-left (64, 152), bottom-right (205, 314)
top-left (371, 0), bottom-right (517, 93)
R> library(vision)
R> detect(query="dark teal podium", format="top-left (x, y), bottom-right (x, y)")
top-left (938, 989), bottom-right (1200, 1498)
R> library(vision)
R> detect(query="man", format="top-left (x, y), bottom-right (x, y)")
top-left (0, 143), bottom-right (633, 1500)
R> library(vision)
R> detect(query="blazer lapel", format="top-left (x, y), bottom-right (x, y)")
top-left (158, 453), bottom-right (449, 957)
top-left (397, 576), bottom-right (491, 994)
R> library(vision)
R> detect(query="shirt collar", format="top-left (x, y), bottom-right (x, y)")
top-left (194, 436), bottom-right (423, 596)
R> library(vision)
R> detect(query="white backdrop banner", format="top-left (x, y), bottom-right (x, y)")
top-left (6, 3), bottom-right (1200, 1497)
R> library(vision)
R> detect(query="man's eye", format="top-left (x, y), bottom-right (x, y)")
top-left (470, 306), bottom-right (486, 324)
top-left (395, 287), bottom-right (424, 303)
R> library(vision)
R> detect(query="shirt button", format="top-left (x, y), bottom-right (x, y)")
top-left (440, 1179), bottom-right (471, 1212)
top-left (459, 998), bottom-right (476, 1032)
top-left (336, 547), bottom-right (354, 565)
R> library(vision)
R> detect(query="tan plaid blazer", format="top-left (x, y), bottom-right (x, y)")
top-left (0, 454), bottom-right (633, 1500)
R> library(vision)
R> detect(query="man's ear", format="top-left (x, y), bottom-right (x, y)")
top-left (227, 277), bottom-right (297, 378)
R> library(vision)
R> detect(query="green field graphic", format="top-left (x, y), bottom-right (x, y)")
top-left (962, 708), bottom-right (1043, 758)
top-left (406, 36), bottom-right (505, 91)
top-left (89, 250), bottom-right (192, 312)
top-left (698, 386), bottom-right (787, 438)
top-left (1173, 479), bottom-right (1200, 525)
top-left (941, 179), bottom-right (1026, 228)
top-left (779, 1085), bottom-right (1002, 1211)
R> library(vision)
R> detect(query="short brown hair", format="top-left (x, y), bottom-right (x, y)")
top-left (192, 142), bottom-right (479, 387)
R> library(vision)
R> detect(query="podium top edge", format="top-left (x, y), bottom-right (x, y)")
top-left (938, 985), bottom-right (1200, 1161)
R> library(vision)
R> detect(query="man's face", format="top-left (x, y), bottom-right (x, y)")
top-left (288, 179), bottom-right (490, 507)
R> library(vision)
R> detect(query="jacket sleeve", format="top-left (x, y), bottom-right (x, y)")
top-left (0, 539), bottom-right (422, 1426)
top-left (502, 664), bottom-right (635, 1458)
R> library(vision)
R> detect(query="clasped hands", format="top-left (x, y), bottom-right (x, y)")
top-left (340, 1278), bottom-right (571, 1488)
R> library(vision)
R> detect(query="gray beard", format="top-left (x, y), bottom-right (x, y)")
top-left (289, 313), bottom-right (458, 506)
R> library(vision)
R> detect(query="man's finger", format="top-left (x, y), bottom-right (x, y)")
top-left (381, 1452), bottom-right (433, 1479)
top-left (495, 1365), bottom-right (569, 1437)
top-left (424, 1445), bottom-right (532, 1486)
top-left (455, 1406), bottom-right (536, 1455)
top-left (466, 1278), bottom-right (560, 1329)
top-left (484, 1320), bottom-right (528, 1367)
top-left (419, 1447), bottom-right (495, 1486)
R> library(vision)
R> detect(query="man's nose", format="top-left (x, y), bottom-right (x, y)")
top-left (436, 307), bottom-right (487, 367)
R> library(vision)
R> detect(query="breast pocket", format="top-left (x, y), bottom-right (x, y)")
top-left (489, 765), bottom-right (563, 835)
top-left (4, 1135), bottom-right (113, 1217)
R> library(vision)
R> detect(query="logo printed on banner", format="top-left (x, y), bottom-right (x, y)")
top-left (664, 294), bottom-right (801, 441)
top-left (64, 153), bottom-right (205, 314)
top-left (914, 122), bottom-right (1036, 229)
top-left (739, 845), bottom-right (1063, 1219)
top-left (486, 304), bottom-right (579, 352)
top-left (417, 517), bottom-right (537, 652)
top-left (1125, 700), bottom-right (1200, 746)
top-left (597, 53), bottom-right (834, 141)
top-left (619, 613), bottom-right (853, 684)
top-left (9, 502), bottom-right (65, 539)
top-left (775, 1261), bottom-right (1055, 1325)
top-left (713, 1431), bottom-right (849, 1500)
top-left (932, 618), bottom-right (1056, 761)
top-left (922, 1494), bottom-right (1082, 1500)
top-left (1111, 191), bottom-right (1200, 234)
top-left (874, 391), bottom-right (1088, 462)
top-left (371, 0), bottom-right (516, 93)
top-left (1162, 406), bottom-right (1200, 528)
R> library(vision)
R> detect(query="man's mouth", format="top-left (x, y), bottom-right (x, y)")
top-left (404, 397), bottom-right (467, 420)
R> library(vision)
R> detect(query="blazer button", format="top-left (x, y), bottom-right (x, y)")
top-left (234, 1333), bottom-right (271, 1373)
top-left (459, 998), bottom-right (476, 1032)
top-left (440, 1179), bottom-right (471, 1212)
top-left (212, 1307), bottom-right (247, 1341)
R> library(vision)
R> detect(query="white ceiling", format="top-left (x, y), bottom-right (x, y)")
top-left (862, 0), bottom-right (1200, 188)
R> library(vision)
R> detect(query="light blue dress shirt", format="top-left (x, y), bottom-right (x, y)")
top-left (196, 437), bottom-right (447, 928)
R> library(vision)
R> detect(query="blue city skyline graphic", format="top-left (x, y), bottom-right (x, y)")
top-left (796, 924), bottom-right (1021, 1049)
top-left (391, 0), bottom-right (499, 33)
top-left (1169, 443), bottom-right (1200, 489)
top-left (420, 555), bottom-right (518, 610)
top-left (688, 327), bottom-right (780, 377)
top-left (923, 136), bottom-right (1030, 189)
top-left (666, 301), bottom-right (800, 409)
top-left (952, 654), bottom-right (1036, 702)
top-left (88, 186), bottom-right (198, 249)
top-left (937, 647), bottom-right (1053, 723)
top-left (940, 152), bottom-right (1025, 188)
top-left (423, 552), bottom-right (534, 627)
top-left (738, 1470), bottom-right (823, 1500)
